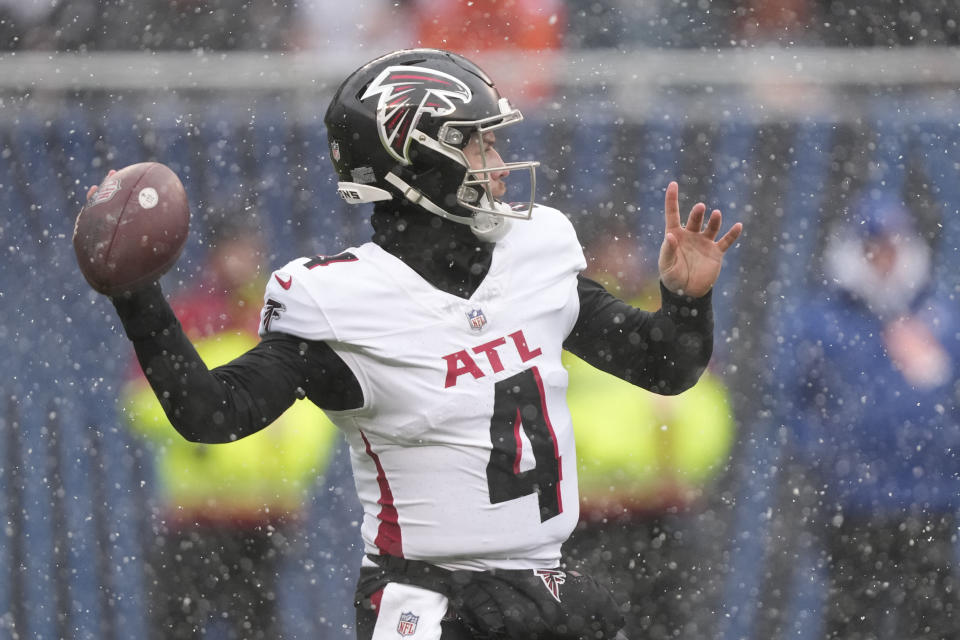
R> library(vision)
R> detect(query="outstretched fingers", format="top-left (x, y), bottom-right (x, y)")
top-left (701, 209), bottom-right (742, 251)
top-left (664, 181), bottom-right (682, 231)
top-left (686, 202), bottom-right (707, 233)
top-left (703, 209), bottom-right (723, 239)
top-left (716, 222), bottom-right (744, 252)
top-left (664, 180), bottom-right (743, 254)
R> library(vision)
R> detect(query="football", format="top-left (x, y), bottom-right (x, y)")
top-left (73, 162), bottom-right (190, 296)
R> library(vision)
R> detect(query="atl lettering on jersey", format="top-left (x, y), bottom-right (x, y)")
top-left (442, 329), bottom-right (542, 388)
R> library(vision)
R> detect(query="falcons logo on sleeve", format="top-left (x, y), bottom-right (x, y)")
top-left (360, 65), bottom-right (473, 164)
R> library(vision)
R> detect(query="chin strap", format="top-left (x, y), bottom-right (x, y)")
top-left (383, 172), bottom-right (513, 241)
top-left (470, 202), bottom-right (514, 242)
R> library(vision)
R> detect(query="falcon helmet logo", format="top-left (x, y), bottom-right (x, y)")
top-left (534, 569), bottom-right (566, 603)
top-left (360, 65), bottom-right (473, 165)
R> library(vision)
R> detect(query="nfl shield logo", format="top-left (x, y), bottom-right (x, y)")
top-left (331, 141), bottom-right (341, 162)
top-left (87, 176), bottom-right (122, 207)
top-left (397, 611), bottom-right (419, 636)
top-left (467, 308), bottom-right (487, 331)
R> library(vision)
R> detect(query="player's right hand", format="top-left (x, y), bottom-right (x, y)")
top-left (75, 162), bottom-right (190, 297)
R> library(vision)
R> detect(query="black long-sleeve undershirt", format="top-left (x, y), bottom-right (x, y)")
top-left (565, 276), bottom-right (713, 394)
top-left (113, 200), bottom-right (712, 444)
top-left (112, 273), bottom-right (713, 445)
top-left (113, 283), bottom-right (361, 443)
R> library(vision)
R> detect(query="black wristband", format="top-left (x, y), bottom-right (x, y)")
top-left (109, 282), bottom-right (180, 341)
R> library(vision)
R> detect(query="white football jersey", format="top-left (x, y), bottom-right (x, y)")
top-left (260, 206), bottom-right (586, 570)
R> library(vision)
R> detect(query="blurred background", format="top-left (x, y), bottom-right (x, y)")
top-left (1, 1), bottom-right (959, 639)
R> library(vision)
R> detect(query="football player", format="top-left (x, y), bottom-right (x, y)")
top-left (93, 49), bottom-right (742, 639)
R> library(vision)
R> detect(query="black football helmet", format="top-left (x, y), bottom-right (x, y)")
top-left (324, 49), bottom-right (538, 241)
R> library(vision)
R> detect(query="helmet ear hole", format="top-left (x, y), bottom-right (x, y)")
top-left (440, 127), bottom-right (466, 147)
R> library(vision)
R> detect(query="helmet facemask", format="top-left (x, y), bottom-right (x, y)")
top-left (384, 97), bottom-right (539, 240)
top-left (434, 98), bottom-right (539, 218)
top-left (326, 49), bottom-right (540, 241)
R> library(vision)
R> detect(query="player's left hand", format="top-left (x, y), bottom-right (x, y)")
top-left (658, 181), bottom-right (743, 297)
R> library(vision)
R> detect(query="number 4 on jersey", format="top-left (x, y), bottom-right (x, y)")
top-left (486, 367), bottom-right (562, 522)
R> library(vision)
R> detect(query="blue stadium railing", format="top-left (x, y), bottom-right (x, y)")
top-left (2, 97), bottom-right (959, 639)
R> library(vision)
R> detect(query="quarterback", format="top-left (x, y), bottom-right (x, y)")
top-left (95, 49), bottom-right (742, 639)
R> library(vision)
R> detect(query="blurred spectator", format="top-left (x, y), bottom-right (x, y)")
top-left (561, 0), bottom-right (632, 49)
top-left (0, 0), bottom-right (63, 49)
top-left (818, 0), bottom-right (960, 47)
top-left (413, 0), bottom-right (564, 53)
top-left (563, 0), bottom-right (735, 50)
top-left (6, 0), bottom-right (960, 52)
top-left (287, 0), bottom-right (415, 53)
top-left (777, 193), bottom-right (960, 639)
top-left (563, 227), bottom-right (736, 639)
top-left (410, 0), bottom-right (566, 105)
top-left (734, 0), bottom-right (819, 45)
top-left (27, 0), bottom-right (296, 52)
top-left (157, 0), bottom-right (295, 50)
top-left (122, 213), bottom-right (340, 639)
